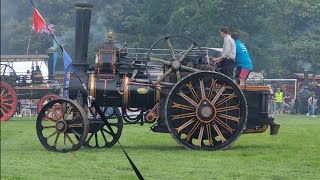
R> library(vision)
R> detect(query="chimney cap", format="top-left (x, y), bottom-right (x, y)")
top-left (75, 3), bottom-right (93, 9)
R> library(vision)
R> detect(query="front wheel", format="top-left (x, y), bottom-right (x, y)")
top-left (36, 98), bottom-right (89, 152)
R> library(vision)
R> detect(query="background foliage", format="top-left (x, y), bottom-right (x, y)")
top-left (1, 0), bottom-right (320, 77)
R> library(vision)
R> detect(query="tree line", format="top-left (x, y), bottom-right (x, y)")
top-left (1, 0), bottom-right (320, 77)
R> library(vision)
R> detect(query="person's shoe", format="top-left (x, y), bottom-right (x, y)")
top-left (307, 113), bottom-right (309, 116)
top-left (270, 124), bottom-right (280, 135)
top-left (312, 115), bottom-right (316, 118)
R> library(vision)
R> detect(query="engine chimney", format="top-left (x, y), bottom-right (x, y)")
top-left (303, 70), bottom-right (309, 89)
top-left (73, 3), bottom-right (93, 72)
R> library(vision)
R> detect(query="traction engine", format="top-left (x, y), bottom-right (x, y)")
top-left (36, 3), bottom-right (279, 152)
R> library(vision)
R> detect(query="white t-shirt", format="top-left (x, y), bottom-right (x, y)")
top-left (222, 35), bottom-right (236, 60)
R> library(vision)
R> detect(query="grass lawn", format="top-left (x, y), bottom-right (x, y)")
top-left (1, 114), bottom-right (320, 180)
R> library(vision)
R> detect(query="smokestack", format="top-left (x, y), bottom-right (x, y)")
top-left (74, 3), bottom-right (93, 72)
top-left (303, 70), bottom-right (309, 89)
top-left (46, 48), bottom-right (57, 80)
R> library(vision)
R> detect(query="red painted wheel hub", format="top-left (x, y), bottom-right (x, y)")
top-left (37, 94), bottom-right (60, 113)
top-left (0, 81), bottom-right (17, 121)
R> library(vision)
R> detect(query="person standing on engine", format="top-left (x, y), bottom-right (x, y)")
top-left (211, 26), bottom-right (236, 77)
top-left (231, 32), bottom-right (253, 85)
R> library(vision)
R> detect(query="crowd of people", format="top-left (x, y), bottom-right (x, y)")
top-left (268, 87), bottom-right (318, 118)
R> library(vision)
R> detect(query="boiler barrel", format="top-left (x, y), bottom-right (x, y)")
top-left (88, 74), bottom-right (160, 108)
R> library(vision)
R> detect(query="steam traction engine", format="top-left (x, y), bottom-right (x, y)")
top-left (0, 54), bottom-right (60, 121)
top-left (36, 3), bottom-right (279, 152)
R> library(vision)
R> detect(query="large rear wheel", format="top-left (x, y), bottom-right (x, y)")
top-left (165, 72), bottom-right (247, 150)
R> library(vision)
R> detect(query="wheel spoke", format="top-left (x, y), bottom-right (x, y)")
top-left (100, 130), bottom-right (108, 144)
top-left (212, 84), bottom-right (226, 104)
top-left (176, 71), bottom-right (181, 81)
top-left (1, 105), bottom-right (9, 113)
top-left (217, 114), bottom-right (240, 123)
top-left (109, 122), bottom-right (120, 126)
top-left (186, 82), bottom-right (200, 103)
top-left (43, 125), bottom-right (55, 129)
top-left (172, 112), bottom-right (196, 120)
top-left (166, 38), bottom-right (176, 60)
top-left (71, 129), bottom-right (81, 138)
top-left (2, 102), bottom-right (13, 107)
top-left (156, 68), bottom-right (173, 84)
top-left (175, 118), bottom-right (196, 133)
top-left (86, 133), bottom-right (95, 144)
top-left (43, 115), bottom-right (58, 122)
top-left (207, 79), bottom-right (217, 100)
top-left (66, 133), bottom-right (75, 145)
top-left (199, 80), bottom-right (205, 98)
top-left (47, 131), bottom-right (58, 139)
top-left (178, 43), bottom-right (195, 62)
top-left (53, 133), bottom-right (60, 147)
top-left (149, 57), bottom-right (171, 65)
top-left (180, 65), bottom-right (201, 72)
top-left (216, 104), bottom-right (239, 113)
top-left (70, 112), bottom-right (80, 122)
top-left (212, 123), bottom-right (226, 142)
top-left (215, 93), bottom-right (237, 107)
top-left (103, 128), bottom-right (113, 136)
top-left (51, 108), bottom-right (60, 120)
top-left (172, 102), bottom-right (195, 111)
top-left (196, 125), bottom-right (205, 147)
top-left (186, 121), bottom-right (201, 141)
top-left (215, 117), bottom-right (234, 133)
top-left (1, 108), bottom-right (7, 115)
top-left (206, 123), bottom-right (213, 146)
top-left (68, 123), bottom-right (84, 128)
top-left (64, 133), bottom-right (67, 148)
top-left (178, 91), bottom-right (198, 107)
top-left (95, 133), bottom-right (98, 147)
top-left (1, 93), bottom-right (11, 99)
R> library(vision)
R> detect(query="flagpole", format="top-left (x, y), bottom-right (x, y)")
top-left (26, 26), bottom-right (32, 55)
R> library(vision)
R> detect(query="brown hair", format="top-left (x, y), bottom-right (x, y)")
top-left (231, 32), bottom-right (239, 40)
top-left (219, 26), bottom-right (229, 34)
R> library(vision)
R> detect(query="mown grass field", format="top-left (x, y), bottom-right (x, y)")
top-left (1, 114), bottom-right (320, 180)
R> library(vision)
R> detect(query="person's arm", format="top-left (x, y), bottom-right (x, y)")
top-left (213, 38), bottom-right (230, 62)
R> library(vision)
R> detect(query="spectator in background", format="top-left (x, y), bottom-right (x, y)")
top-left (20, 99), bottom-right (33, 117)
top-left (307, 93), bottom-right (317, 117)
top-left (273, 87), bottom-right (284, 117)
top-left (231, 32), bottom-right (253, 85)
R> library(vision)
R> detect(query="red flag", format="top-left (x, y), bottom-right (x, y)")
top-left (33, 8), bottom-right (47, 34)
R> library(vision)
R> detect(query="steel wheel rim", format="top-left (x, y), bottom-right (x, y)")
top-left (165, 72), bottom-right (247, 150)
top-left (36, 98), bottom-right (89, 152)
top-left (0, 81), bottom-right (17, 121)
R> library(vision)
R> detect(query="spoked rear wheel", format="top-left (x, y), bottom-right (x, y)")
top-left (165, 72), bottom-right (247, 150)
top-left (0, 81), bottom-right (17, 122)
top-left (37, 93), bottom-right (60, 113)
top-left (84, 107), bottom-right (123, 148)
top-left (36, 98), bottom-right (89, 152)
